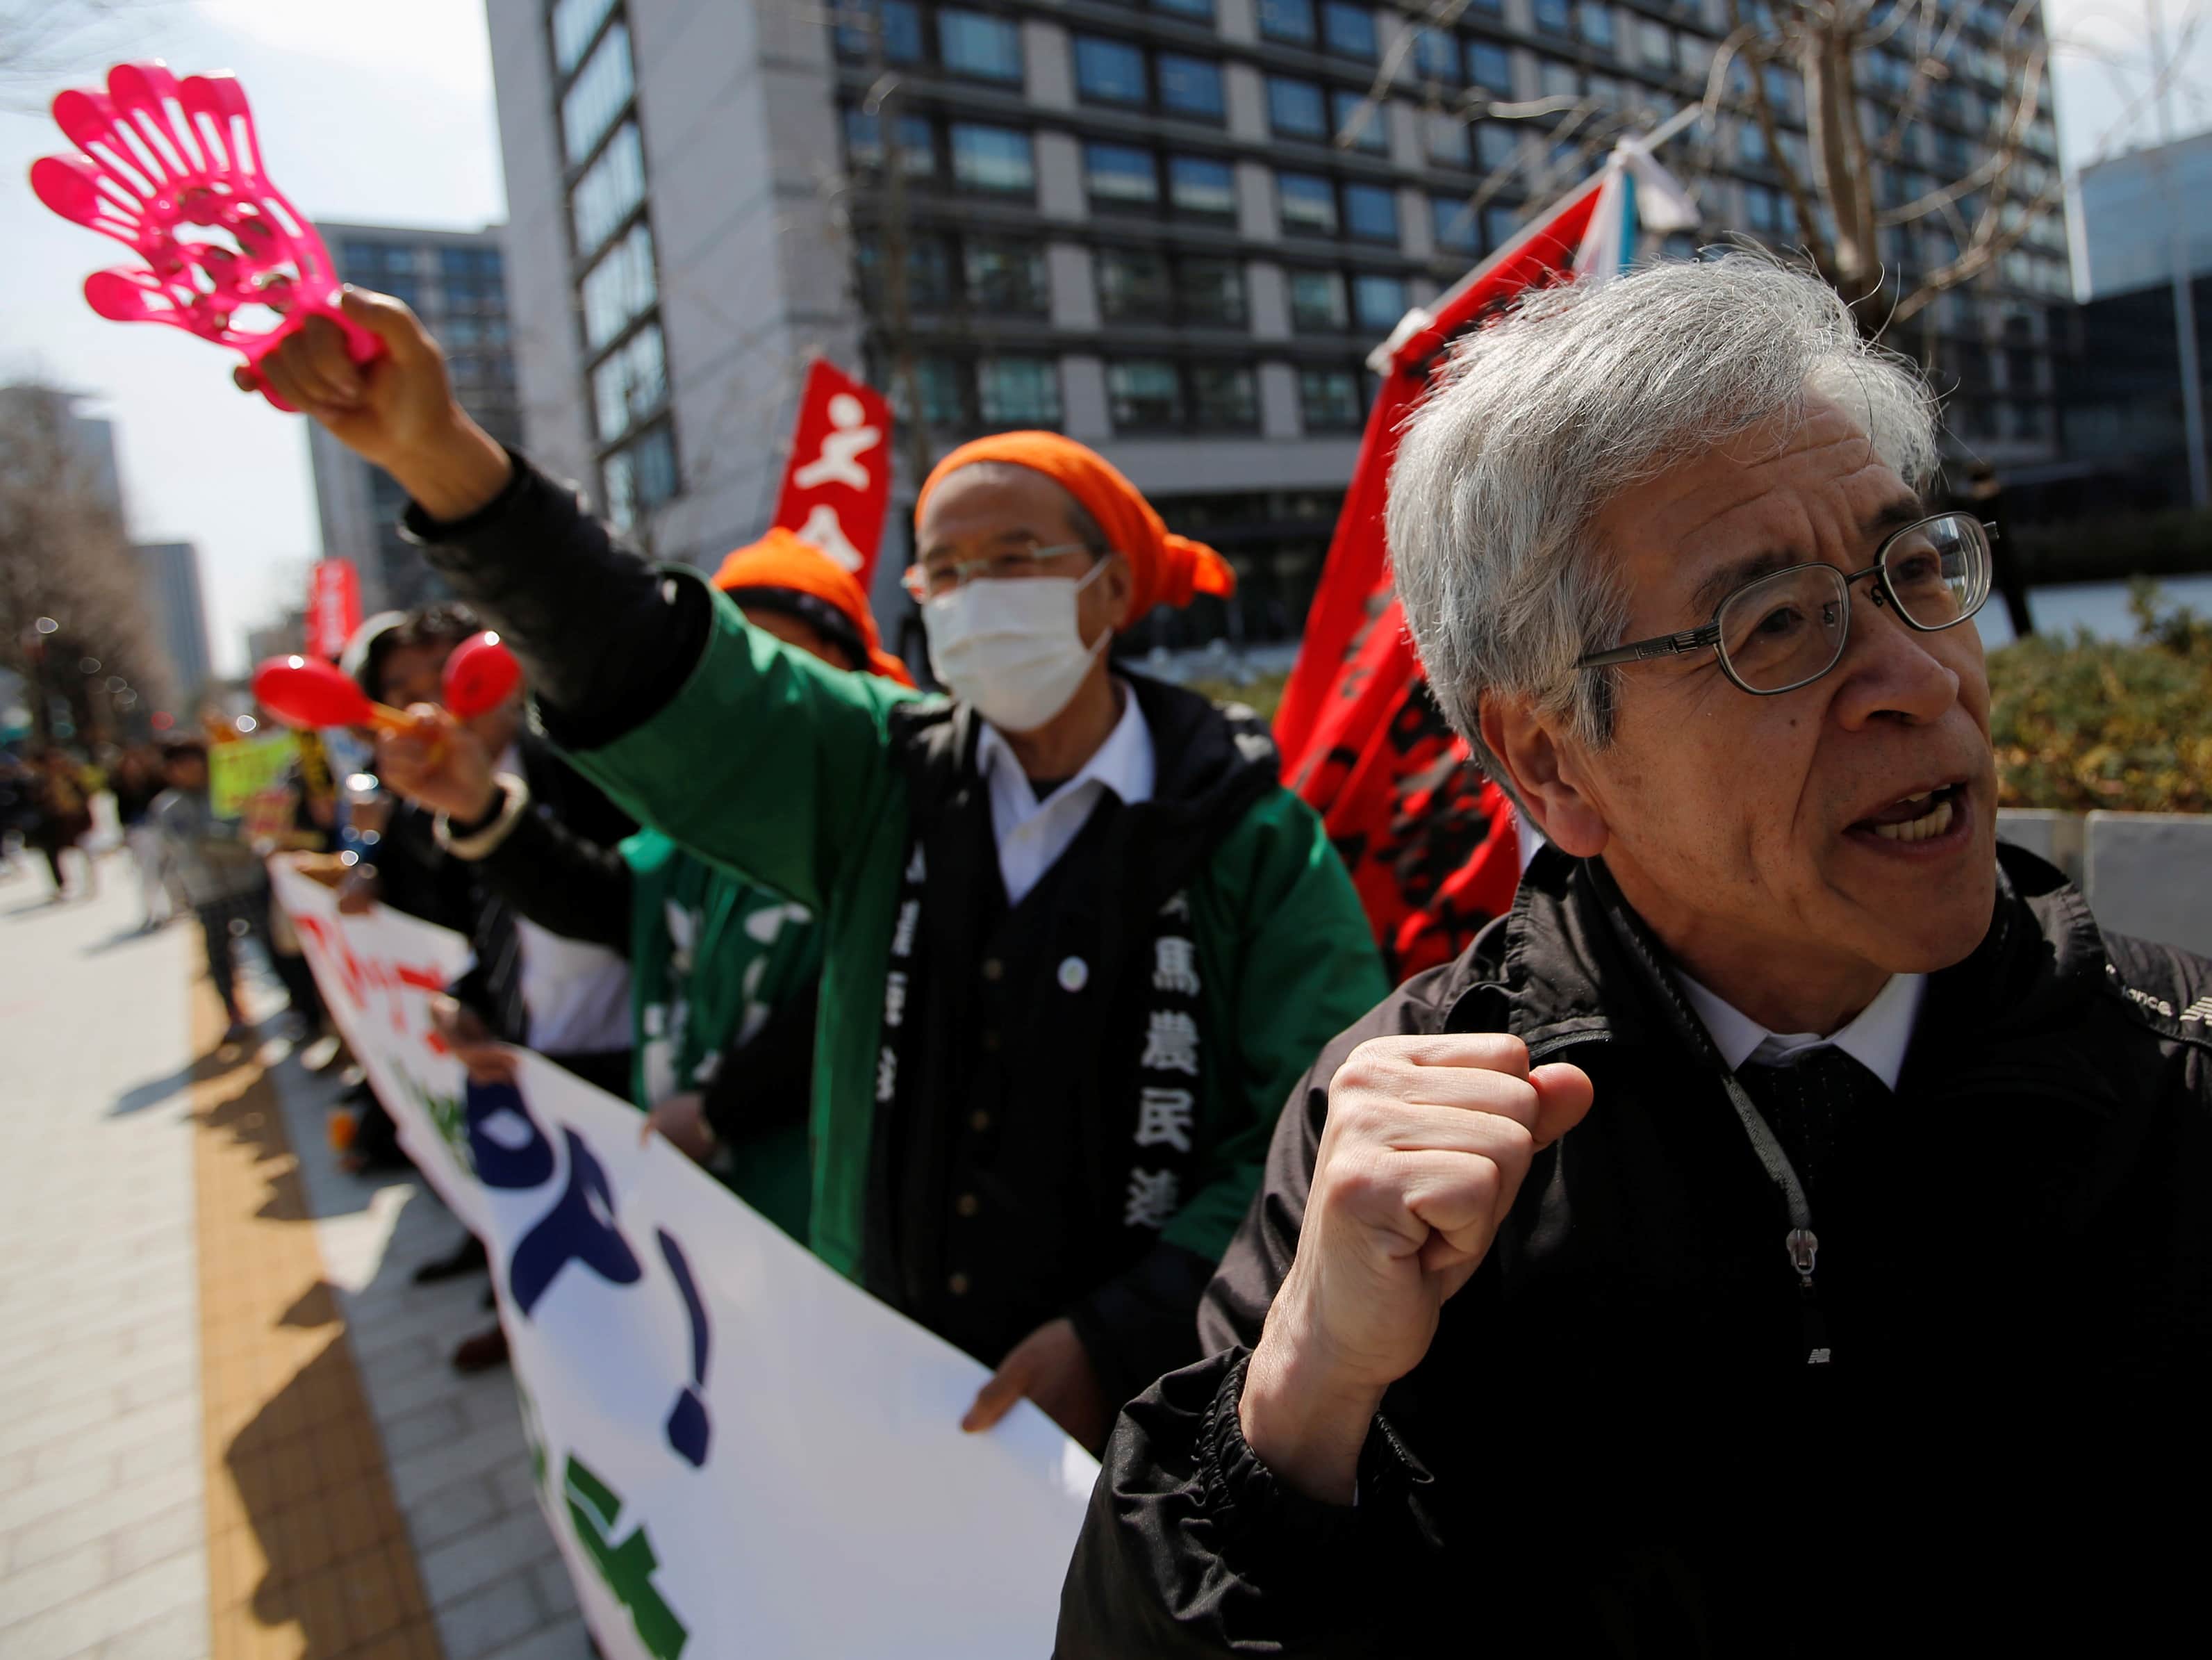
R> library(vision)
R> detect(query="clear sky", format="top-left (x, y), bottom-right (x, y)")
top-left (0, 0), bottom-right (2204, 679)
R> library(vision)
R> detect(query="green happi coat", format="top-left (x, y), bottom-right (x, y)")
top-left (580, 589), bottom-right (1385, 1292)
top-left (623, 828), bottom-right (820, 1238)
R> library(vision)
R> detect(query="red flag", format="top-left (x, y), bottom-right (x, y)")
top-left (306, 558), bottom-right (361, 661)
top-left (1278, 174), bottom-right (1608, 980)
top-left (773, 359), bottom-right (895, 590)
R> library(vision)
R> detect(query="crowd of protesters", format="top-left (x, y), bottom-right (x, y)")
top-left (191, 251), bottom-right (2212, 1654)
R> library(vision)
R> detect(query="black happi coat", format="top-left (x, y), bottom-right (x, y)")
top-left (1058, 844), bottom-right (2212, 1657)
top-left (868, 682), bottom-right (1280, 1398)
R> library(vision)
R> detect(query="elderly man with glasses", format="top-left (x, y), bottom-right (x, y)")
top-left (237, 295), bottom-right (1386, 1454)
top-left (1057, 257), bottom-right (2212, 1654)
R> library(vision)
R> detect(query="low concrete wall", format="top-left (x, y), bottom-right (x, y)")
top-left (2084, 812), bottom-right (2212, 960)
top-left (1998, 808), bottom-right (2211, 958)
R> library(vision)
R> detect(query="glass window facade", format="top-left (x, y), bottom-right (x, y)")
top-left (570, 122), bottom-right (646, 256)
top-left (1413, 26), bottom-right (1458, 83)
top-left (1431, 194), bottom-right (1480, 252)
top-left (1098, 249), bottom-right (1175, 320)
top-left (580, 221), bottom-right (657, 351)
top-left (843, 109), bottom-right (936, 178)
top-left (1277, 172), bottom-right (1338, 236)
top-left (1351, 272), bottom-right (1405, 331)
top-left (552, 0), bottom-right (620, 74)
top-left (1299, 366), bottom-right (1363, 431)
top-left (1180, 257), bottom-right (1246, 325)
top-left (833, 0), bottom-right (923, 62)
top-left (1189, 364), bottom-right (1257, 429)
top-left (963, 239), bottom-right (1048, 313)
top-left (1468, 40), bottom-right (1513, 95)
top-left (1342, 181), bottom-right (1398, 243)
top-left (1168, 156), bottom-right (1235, 218)
top-left (1322, 3), bottom-right (1377, 58)
top-left (592, 321), bottom-right (666, 442)
top-left (1257, 0), bottom-right (1315, 44)
top-left (939, 10), bottom-right (1023, 81)
top-left (1156, 54), bottom-right (1224, 120)
top-left (1287, 268), bottom-right (1347, 329)
top-left (561, 22), bottom-right (633, 165)
top-left (1476, 122), bottom-right (1519, 170)
top-left (1086, 142), bottom-right (1159, 205)
top-left (950, 123), bottom-right (1034, 193)
top-left (1075, 36), bottom-right (1148, 104)
top-left (1426, 111), bottom-right (1471, 166)
top-left (602, 423), bottom-right (677, 529)
top-left (1330, 90), bottom-right (1387, 153)
top-left (1268, 77), bottom-right (1327, 140)
top-left (978, 357), bottom-right (1062, 425)
top-left (1109, 360), bottom-right (1183, 428)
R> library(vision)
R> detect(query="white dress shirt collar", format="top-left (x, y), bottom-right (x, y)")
top-left (973, 679), bottom-right (1155, 907)
top-left (1673, 967), bottom-right (1927, 1090)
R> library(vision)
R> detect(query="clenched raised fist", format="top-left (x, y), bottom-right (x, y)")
top-left (1238, 1033), bottom-right (1593, 1502)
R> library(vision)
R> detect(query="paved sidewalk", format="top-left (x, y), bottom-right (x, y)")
top-left (0, 850), bottom-right (590, 1659)
top-left (264, 1032), bottom-right (588, 1660)
top-left (0, 855), bottom-right (208, 1659)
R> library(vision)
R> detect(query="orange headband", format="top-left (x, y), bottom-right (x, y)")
top-left (711, 528), bottom-right (914, 686)
top-left (916, 432), bottom-right (1235, 625)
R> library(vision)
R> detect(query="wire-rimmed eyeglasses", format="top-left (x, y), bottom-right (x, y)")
top-left (1574, 513), bottom-right (1997, 696)
top-left (899, 543), bottom-right (1093, 604)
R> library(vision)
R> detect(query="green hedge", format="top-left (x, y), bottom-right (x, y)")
top-left (1988, 583), bottom-right (2212, 814)
top-left (1189, 584), bottom-right (2210, 816)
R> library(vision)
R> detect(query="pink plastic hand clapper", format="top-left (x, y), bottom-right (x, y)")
top-left (28, 60), bottom-right (381, 410)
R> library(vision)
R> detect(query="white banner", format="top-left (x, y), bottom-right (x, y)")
top-left (270, 857), bottom-right (1097, 1659)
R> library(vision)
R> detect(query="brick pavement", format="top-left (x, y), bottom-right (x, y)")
top-left (0, 849), bottom-right (591, 1659)
top-left (0, 854), bottom-right (209, 1659)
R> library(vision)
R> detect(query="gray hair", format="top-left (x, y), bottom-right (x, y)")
top-left (1386, 254), bottom-right (1940, 789)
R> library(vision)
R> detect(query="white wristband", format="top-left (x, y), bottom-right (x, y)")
top-left (434, 773), bottom-right (531, 860)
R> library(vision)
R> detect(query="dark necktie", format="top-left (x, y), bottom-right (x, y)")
top-left (1735, 1045), bottom-right (1890, 1204)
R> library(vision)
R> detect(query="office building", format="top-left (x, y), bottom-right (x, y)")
top-left (306, 222), bottom-right (522, 611)
top-left (2072, 130), bottom-right (2212, 300)
top-left (485, 0), bottom-right (2070, 650)
top-left (131, 541), bottom-right (213, 701)
top-left (244, 608), bottom-right (312, 677)
top-left (0, 382), bottom-right (124, 520)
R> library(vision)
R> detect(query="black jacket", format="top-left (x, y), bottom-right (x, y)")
top-left (1059, 843), bottom-right (2212, 1657)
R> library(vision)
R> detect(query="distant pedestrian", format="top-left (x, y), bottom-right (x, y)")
top-left (149, 737), bottom-right (302, 1044)
top-left (24, 748), bottom-right (95, 901)
top-left (111, 743), bottom-right (173, 928)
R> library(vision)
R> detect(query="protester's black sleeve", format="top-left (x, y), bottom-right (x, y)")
top-left (468, 795), bottom-right (633, 954)
top-left (1066, 1244), bottom-right (1218, 1417)
top-left (403, 453), bottom-right (711, 750)
top-left (699, 981), bottom-right (819, 1147)
top-left (1054, 967), bottom-right (1469, 1658)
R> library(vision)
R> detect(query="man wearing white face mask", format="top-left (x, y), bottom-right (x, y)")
top-left (234, 293), bottom-right (1388, 1453)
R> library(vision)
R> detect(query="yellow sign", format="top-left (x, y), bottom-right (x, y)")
top-left (208, 733), bottom-right (294, 820)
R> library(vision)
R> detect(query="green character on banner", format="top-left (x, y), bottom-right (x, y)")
top-left (565, 1455), bottom-right (688, 1660)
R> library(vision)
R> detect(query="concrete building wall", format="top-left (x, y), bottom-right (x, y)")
top-left (131, 541), bottom-right (212, 700)
top-left (308, 222), bottom-right (520, 610)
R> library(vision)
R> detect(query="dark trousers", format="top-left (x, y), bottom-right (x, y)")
top-left (197, 887), bottom-right (322, 1026)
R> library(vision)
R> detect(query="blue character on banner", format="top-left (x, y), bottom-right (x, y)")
top-left (465, 1080), bottom-right (714, 1468)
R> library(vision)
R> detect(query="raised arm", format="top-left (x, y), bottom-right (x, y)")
top-left (245, 290), bottom-right (911, 910)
